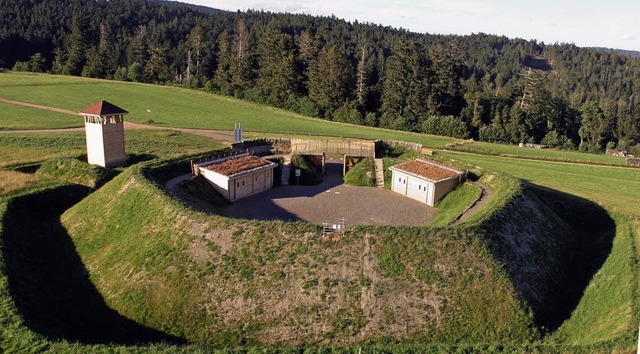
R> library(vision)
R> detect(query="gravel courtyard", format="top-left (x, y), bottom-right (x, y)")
top-left (226, 161), bottom-right (435, 226)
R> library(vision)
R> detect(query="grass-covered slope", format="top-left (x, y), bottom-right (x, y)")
top-left (552, 215), bottom-right (639, 345)
top-left (343, 158), bottom-right (376, 186)
top-left (0, 72), bottom-right (457, 148)
top-left (36, 158), bottom-right (116, 188)
top-left (57, 156), bottom-right (583, 346)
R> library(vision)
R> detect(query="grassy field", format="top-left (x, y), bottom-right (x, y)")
top-left (447, 140), bottom-right (628, 166)
top-left (0, 129), bottom-right (224, 168)
top-left (1, 72), bottom-right (640, 352)
top-left (0, 72), bottom-right (458, 148)
top-left (1, 72), bottom-right (631, 167)
top-left (0, 101), bottom-right (80, 130)
top-left (439, 151), bottom-right (640, 218)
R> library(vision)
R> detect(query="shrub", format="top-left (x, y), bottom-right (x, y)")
top-left (420, 115), bottom-right (470, 139)
top-left (332, 102), bottom-right (362, 125)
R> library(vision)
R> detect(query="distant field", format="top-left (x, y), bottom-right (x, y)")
top-left (0, 101), bottom-right (80, 130)
top-left (441, 151), bottom-right (640, 218)
top-left (0, 72), bottom-right (457, 148)
top-left (447, 140), bottom-right (627, 166)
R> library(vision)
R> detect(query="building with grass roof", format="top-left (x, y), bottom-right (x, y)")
top-left (389, 159), bottom-right (466, 206)
top-left (195, 153), bottom-right (277, 201)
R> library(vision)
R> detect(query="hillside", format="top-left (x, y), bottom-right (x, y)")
top-left (2, 0), bottom-right (640, 154)
top-left (51, 155), bottom-right (586, 346)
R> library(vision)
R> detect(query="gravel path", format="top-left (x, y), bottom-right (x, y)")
top-left (226, 161), bottom-right (435, 226)
top-left (455, 181), bottom-right (492, 223)
top-left (165, 173), bottom-right (194, 207)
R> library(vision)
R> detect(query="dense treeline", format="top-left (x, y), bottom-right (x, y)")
top-left (2, 0), bottom-right (640, 153)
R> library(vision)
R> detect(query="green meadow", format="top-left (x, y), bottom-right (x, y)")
top-left (0, 72), bottom-right (457, 148)
top-left (440, 151), bottom-right (640, 218)
top-left (447, 140), bottom-right (628, 166)
top-left (0, 130), bottom-right (224, 168)
top-left (0, 101), bottom-right (80, 130)
top-left (1, 72), bottom-right (631, 168)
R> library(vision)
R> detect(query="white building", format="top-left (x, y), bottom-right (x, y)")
top-left (78, 100), bottom-right (127, 168)
top-left (196, 153), bottom-right (277, 202)
top-left (389, 159), bottom-right (466, 207)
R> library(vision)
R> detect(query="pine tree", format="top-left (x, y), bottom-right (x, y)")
top-left (308, 45), bottom-right (354, 116)
top-left (230, 18), bottom-right (254, 94)
top-left (380, 40), bottom-right (430, 130)
top-left (256, 26), bottom-right (299, 106)
top-left (129, 25), bottom-right (149, 67)
top-left (63, 13), bottom-right (89, 76)
top-left (428, 40), bottom-right (465, 116)
top-left (297, 30), bottom-right (319, 91)
top-left (579, 101), bottom-right (610, 152)
top-left (356, 45), bottom-right (369, 106)
top-left (187, 22), bottom-right (204, 85)
top-left (82, 23), bottom-right (114, 78)
top-left (213, 30), bottom-right (233, 94)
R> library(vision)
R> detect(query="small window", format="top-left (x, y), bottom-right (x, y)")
top-left (237, 182), bottom-right (240, 187)
top-left (242, 181), bottom-right (245, 186)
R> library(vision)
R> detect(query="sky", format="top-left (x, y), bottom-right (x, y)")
top-left (177, 0), bottom-right (640, 51)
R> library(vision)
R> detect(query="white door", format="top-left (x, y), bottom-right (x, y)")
top-left (406, 177), bottom-right (427, 203)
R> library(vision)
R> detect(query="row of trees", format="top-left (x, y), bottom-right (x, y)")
top-left (2, 0), bottom-right (640, 153)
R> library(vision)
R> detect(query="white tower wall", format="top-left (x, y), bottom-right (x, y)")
top-left (85, 116), bottom-right (126, 167)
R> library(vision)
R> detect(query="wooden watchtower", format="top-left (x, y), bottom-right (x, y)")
top-left (78, 100), bottom-right (128, 167)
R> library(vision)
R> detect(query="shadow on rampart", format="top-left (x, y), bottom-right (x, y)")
top-left (2, 185), bottom-right (185, 345)
top-left (526, 184), bottom-right (615, 333)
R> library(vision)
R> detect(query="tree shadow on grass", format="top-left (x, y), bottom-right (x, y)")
top-left (2, 185), bottom-right (185, 345)
top-left (527, 184), bottom-right (615, 333)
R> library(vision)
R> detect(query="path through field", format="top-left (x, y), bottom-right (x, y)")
top-left (455, 181), bottom-right (492, 223)
top-left (0, 97), bottom-right (234, 142)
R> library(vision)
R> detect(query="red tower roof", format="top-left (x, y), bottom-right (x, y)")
top-left (79, 100), bottom-right (128, 116)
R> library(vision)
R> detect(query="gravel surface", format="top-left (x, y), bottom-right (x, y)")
top-left (226, 161), bottom-right (435, 226)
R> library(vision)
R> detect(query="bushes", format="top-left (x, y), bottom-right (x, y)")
top-left (420, 115), bottom-right (470, 139)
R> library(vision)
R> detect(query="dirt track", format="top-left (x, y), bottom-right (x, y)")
top-left (0, 97), bottom-right (234, 142)
top-left (455, 181), bottom-right (492, 223)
